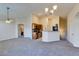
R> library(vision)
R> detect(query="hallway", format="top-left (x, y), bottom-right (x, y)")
top-left (0, 38), bottom-right (79, 56)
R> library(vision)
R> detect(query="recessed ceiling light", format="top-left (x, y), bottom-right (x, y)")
top-left (53, 5), bottom-right (57, 10)
top-left (50, 10), bottom-right (54, 14)
top-left (45, 8), bottom-right (49, 13)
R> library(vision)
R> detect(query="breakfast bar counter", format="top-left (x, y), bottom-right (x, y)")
top-left (42, 31), bottom-right (60, 42)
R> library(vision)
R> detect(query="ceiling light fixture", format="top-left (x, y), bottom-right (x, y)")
top-left (50, 10), bottom-right (54, 14)
top-left (53, 5), bottom-right (57, 10)
top-left (45, 8), bottom-right (49, 13)
top-left (44, 5), bottom-right (58, 16)
top-left (5, 7), bottom-right (13, 24)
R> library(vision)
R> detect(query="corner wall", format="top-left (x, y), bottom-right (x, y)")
top-left (59, 17), bottom-right (67, 40)
top-left (67, 4), bottom-right (79, 47)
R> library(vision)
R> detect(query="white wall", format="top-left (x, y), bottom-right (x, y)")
top-left (24, 14), bottom-right (32, 39)
top-left (39, 16), bottom-right (59, 31)
top-left (67, 4), bottom-right (79, 47)
top-left (32, 15), bottom-right (39, 24)
top-left (48, 16), bottom-right (59, 31)
top-left (0, 21), bottom-right (17, 41)
top-left (16, 14), bottom-right (32, 39)
top-left (39, 17), bottom-right (48, 31)
top-left (0, 13), bottom-right (32, 41)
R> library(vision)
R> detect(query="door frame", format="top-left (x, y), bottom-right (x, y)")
top-left (18, 24), bottom-right (24, 37)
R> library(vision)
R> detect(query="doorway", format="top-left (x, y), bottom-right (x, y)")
top-left (18, 24), bottom-right (24, 37)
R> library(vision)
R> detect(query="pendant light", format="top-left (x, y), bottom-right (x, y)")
top-left (5, 7), bottom-right (13, 24)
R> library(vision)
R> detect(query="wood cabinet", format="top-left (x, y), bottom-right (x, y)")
top-left (32, 23), bottom-right (43, 39)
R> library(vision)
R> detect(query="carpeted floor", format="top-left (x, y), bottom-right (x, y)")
top-left (0, 38), bottom-right (79, 56)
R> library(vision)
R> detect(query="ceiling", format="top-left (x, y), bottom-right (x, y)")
top-left (0, 3), bottom-right (76, 20)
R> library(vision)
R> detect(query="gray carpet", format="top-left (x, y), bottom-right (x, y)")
top-left (0, 38), bottom-right (79, 56)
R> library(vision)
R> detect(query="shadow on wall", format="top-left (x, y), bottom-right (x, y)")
top-left (59, 17), bottom-right (67, 40)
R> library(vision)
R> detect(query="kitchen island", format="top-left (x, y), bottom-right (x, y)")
top-left (42, 31), bottom-right (60, 42)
